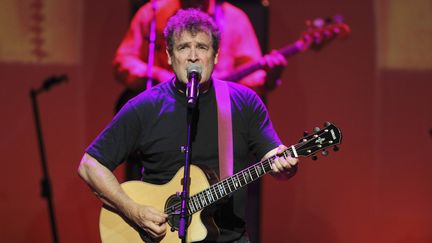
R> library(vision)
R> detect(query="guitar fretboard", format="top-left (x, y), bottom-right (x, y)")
top-left (222, 41), bottom-right (304, 82)
top-left (187, 149), bottom-right (293, 214)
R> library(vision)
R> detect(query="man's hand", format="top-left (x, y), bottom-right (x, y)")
top-left (261, 50), bottom-right (287, 90)
top-left (263, 145), bottom-right (298, 180)
top-left (127, 204), bottom-right (168, 239)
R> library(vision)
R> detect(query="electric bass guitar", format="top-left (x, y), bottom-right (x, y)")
top-left (99, 122), bottom-right (342, 242)
top-left (115, 16), bottom-right (350, 112)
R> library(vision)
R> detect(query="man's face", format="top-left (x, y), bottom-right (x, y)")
top-left (167, 30), bottom-right (218, 85)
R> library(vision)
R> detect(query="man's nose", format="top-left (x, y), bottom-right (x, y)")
top-left (188, 48), bottom-right (198, 62)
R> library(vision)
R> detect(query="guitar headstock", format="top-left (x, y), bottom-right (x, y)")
top-left (300, 15), bottom-right (351, 51)
top-left (294, 122), bottom-right (342, 160)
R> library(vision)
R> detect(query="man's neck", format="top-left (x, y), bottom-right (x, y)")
top-left (174, 77), bottom-right (212, 94)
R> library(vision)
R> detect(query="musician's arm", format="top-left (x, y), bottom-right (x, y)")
top-left (262, 145), bottom-right (298, 180)
top-left (112, 6), bottom-right (173, 90)
top-left (78, 153), bottom-right (131, 209)
top-left (230, 12), bottom-right (287, 93)
top-left (232, 12), bottom-right (266, 91)
top-left (78, 153), bottom-right (167, 237)
top-left (113, 56), bottom-right (173, 90)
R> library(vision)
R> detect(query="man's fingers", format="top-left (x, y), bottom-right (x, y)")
top-left (272, 150), bottom-right (298, 173)
top-left (147, 207), bottom-right (168, 223)
top-left (145, 221), bottom-right (167, 237)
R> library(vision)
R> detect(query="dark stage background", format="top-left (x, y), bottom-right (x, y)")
top-left (1, 0), bottom-right (431, 242)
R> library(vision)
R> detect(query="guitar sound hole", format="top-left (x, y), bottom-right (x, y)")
top-left (165, 194), bottom-right (191, 231)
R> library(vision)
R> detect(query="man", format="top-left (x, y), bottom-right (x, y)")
top-left (113, 0), bottom-right (286, 111)
top-left (79, 9), bottom-right (297, 242)
top-left (114, 0), bottom-right (287, 196)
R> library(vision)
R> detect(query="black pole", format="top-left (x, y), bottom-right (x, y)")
top-left (178, 106), bottom-right (198, 241)
top-left (145, 0), bottom-right (157, 90)
top-left (29, 74), bottom-right (67, 243)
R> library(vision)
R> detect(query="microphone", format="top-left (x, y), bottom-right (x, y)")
top-left (186, 64), bottom-right (202, 108)
top-left (41, 74), bottom-right (68, 92)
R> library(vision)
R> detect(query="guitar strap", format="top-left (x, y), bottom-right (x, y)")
top-left (213, 79), bottom-right (233, 179)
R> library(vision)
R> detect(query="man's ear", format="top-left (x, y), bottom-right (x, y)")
top-left (214, 51), bottom-right (219, 65)
top-left (166, 49), bottom-right (172, 65)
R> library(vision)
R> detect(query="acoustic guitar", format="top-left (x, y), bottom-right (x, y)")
top-left (99, 122), bottom-right (342, 242)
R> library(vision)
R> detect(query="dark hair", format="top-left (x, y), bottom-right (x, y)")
top-left (164, 8), bottom-right (221, 56)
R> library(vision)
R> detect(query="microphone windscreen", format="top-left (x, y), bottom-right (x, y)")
top-left (187, 64), bottom-right (202, 80)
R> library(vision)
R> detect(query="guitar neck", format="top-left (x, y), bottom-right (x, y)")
top-left (187, 148), bottom-right (294, 214)
top-left (221, 41), bottom-right (304, 82)
top-left (181, 122), bottom-right (342, 215)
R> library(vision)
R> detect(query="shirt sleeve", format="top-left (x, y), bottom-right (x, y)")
top-left (245, 89), bottom-right (281, 159)
top-left (85, 101), bottom-right (143, 171)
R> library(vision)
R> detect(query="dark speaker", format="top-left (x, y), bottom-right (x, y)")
top-left (226, 3), bottom-right (268, 242)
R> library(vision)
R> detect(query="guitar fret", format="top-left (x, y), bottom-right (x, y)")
top-left (203, 193), bottom-right (208, 206)
top-left (226, 178), bottom-right (232, 192)
top-left (233, 177), bottom-right (239, 189)
top-left (189, 200), bottom-right (196, 213)
top-left (193, 197), bottom-right (201, 210)
top-left (206, 189), bottom-right (214, 203)
top-left (260, 162), bottom-right (265, 174)
top-left (237, 174), bottom-right (242, 187)
top-left (254, 165), bottom-right (259, 178)
top-left (218, 183), bottom-right (225, 196)
top-left (223, 180), bottom-right (229, 194)
top-left (202, 192), bottom-right (208, 206)
top-left (199, 193), bottom-right (206, 207)
top-left (212, 185), bottom-right (219, 199)
top-left (242, 171), bottom-right (247, 183)
top-left (216, 186), bottom-right (221, 199)
top-left (211, 184), bottom-right (218, 199)
top-left (247, 169), bottom-right (252, 181)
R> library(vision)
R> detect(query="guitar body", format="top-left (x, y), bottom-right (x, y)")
top-left (99, 165), bottom-right (219, 243)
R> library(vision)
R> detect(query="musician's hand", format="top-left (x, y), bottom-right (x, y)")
top-left (265, 145), bottom-right (298, 180)
top-left (261, 50), bottom-right (288, 90)
top-left (129, 204), bottom-right (168, 239)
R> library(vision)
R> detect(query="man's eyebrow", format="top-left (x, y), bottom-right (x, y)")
top-left (197, 41), bottom-right (210, 47)
top-left (176, 42), bottom-right (190, 48)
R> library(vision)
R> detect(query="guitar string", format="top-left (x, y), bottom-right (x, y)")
top-left (165, 138), bottom-right (336, 215)
top-left (164, 143), bottom-right (303, 215)
top-left (164, 147), bottom-right (294, 215)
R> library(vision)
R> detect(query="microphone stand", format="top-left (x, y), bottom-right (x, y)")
top-left (29, 74), bottom-right (67, 243)
top-left (178, 103), bottom-right (198, 241)
top-left (146, 0), bottom-right (157, 90)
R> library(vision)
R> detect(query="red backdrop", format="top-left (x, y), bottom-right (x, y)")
top-left (1, 0), bottom-right (431, 242)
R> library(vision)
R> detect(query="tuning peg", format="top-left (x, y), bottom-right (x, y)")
top-left (324, 121), bottom-right (331, 127)
top-left (311, 154), bottom-right (318, 160)
top-left (333, 145), bottom-right (339, 152)
top-left (313, 127), bottom-right (320, 132)
top-left (313, 18), bottom-right (325, 28)
top-left (321, 150), bottom-right (328, 156)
